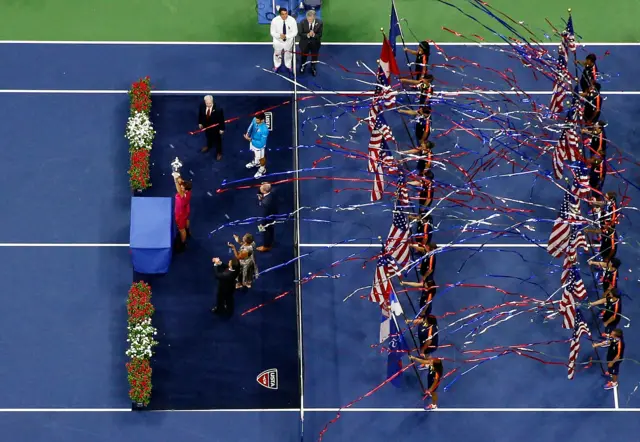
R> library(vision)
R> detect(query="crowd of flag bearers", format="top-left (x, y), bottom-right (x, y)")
top-left (368, 10), bottom-right (626, 411)
top-left (547, 16), bottom-right (625, 390)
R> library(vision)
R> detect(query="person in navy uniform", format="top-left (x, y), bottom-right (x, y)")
top-left (257, 183), bottom-right (277, 252)
top-left (407, 314), bottom-right (439, 356)
top-left (198, 95), bottom-right (225, 160)
top-left (409, 355), bottom-right (443, 410)
top-left (593, 328), bottom-right (624, 390)
top-left (589, 289), bottom-right (622, 334)
top-left (404, 40), bottom-right (430, 80)
top-left (577, 53), bottom-right (598, 92)
top-left (588, 257), bottom-right (620, 297)
top-left (211, 257), bottom-right (240, 317)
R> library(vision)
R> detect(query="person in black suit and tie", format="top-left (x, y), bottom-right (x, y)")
top-left (198, 95), bottom-right (225, 160)
top-left (211, 257), bottom-right (240, 317)
top-left (257, 183), bottom-right (277, 252)
top-left (298, 10), bottom-right (323, 76)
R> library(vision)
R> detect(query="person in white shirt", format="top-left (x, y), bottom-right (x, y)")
top-left (270, 7), bottom-right (298, 72)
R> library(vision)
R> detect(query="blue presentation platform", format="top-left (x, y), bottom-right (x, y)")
top-left (130, 197), bottom-right (173, 274)
top-left (257, 0), bottom-right (322, 25)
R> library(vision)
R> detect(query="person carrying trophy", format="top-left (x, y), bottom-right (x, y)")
top-left (244, 112), bottom-right (270, 179)
top-left (171, 158), bottom-right (192, 252)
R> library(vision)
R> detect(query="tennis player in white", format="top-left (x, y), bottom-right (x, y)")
top-left (270, 7), bottom-right (298, 72)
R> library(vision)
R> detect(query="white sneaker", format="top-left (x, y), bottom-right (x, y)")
top-left (246, 161), bottom-right (257, 169)
top-left (254, 167), bottom-right (266, 179)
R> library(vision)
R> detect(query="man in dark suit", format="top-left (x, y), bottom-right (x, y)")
top-left (257, 183), bottom-right (277, 252)
top-left (198, 95), bottom-right (225, 160)
top-left (211, 257), bottom-right (240, 317)
top-left (298, 10), bottom-right (323, 76)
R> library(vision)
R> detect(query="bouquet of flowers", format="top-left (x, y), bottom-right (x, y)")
top-left (128, 149), bottom-right (151, 191)
top-left (126, 281), bottom-right (157, 406)
top-left (125, 111), bottom-right (155, 151)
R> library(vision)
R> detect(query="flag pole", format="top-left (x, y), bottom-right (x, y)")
top-left (568, 9), bottom-right (580, 87)
top-left (391, 0), bottom-right (413, 74)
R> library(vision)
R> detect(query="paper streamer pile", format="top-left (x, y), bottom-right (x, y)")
top-left (210, 0), bottom-right (639, 435)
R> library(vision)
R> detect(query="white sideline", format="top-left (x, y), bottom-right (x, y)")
top-left (0, 90), bottom-right (639, 95)
top-left (0, 243), bottom-right (544, 248)
top-left (0, 243), bottom-right (129, 247)
top-left (300, 243), bottom-right (546, 248)
top-left (0, 41), bottom-right (638, 46)
top-left (0, 407), bottom-right (634, 412)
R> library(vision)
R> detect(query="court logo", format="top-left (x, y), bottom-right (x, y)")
top-left (257, 368), bottom-right (278, 390)
top-left (264, 112), bottom-right (273, 131)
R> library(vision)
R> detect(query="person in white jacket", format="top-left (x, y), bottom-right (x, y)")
top-left (270, 7), bottom-right (298, 72)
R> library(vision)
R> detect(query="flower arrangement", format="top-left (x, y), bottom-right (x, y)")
top-left (129, 148), bottom-right (151, 190)
top-left (126, 77), bottom-right (154, 191)
top-left (126, 281), bottom-right (157, 406)
top-left (129, 77), bottom-right (152, 114)
top-left (126, 112), bottom-right (155, 151)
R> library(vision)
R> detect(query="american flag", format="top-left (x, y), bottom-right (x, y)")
top-left (370, 253), bottom-right (399, 305)
top-left (561, 227), bottom-right (588, 284)
top-left (564, 16), bottom-right (576, 53)
top-left (368, 66), bottom-right (397, 132)
top-left (368, 115), bottom-right (396, 202)
top-left (385, 174), bottom-right (411, 266)
top-left (569, 162), bottom-right (590, 199)
top-left (559, 268), bottom-right (587, 329)
top-left (567, 310), bottom-right (590, 380)
top-left (547, 191), bottom-right (582, 257)
top-left (552, 103), bottom-right (582, 179)
top-left (549, 15), bottom-right (576, 114)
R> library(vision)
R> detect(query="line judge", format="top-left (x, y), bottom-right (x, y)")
top-left (270, 7), bottom-right (298, 73)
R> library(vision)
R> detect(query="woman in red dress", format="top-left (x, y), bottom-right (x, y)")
top-left (173, 173), bottom-right (192, 249)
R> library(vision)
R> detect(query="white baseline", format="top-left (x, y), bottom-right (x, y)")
top-left (0, 407), bottom-right (635, 412)
top-left (0, 90), bottom-right (638, 95)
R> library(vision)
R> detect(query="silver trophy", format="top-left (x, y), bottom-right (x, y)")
top-left (171, 157), bottom-right (182, 176)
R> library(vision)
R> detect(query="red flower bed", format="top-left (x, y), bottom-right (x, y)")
top-left (129, 76), bottom-right (152, 114)
top-left (128, 149), bottom-right (151, 191)
top-left (127, 281), bottom-right (154, 323)
top-left (126, 358), bottom-right (152, 406)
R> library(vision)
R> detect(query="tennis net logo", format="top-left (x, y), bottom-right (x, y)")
top-left (256, 368), bottom-right (278, 390)
top-left (264, 112), bottom-right (273, 131)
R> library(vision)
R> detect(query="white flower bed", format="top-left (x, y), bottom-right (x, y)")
top-left (126, 318), bottom-right (158, 359)
top-left (126, 111), bottom-right (155, 150)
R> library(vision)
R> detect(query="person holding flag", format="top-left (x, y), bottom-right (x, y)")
top-left (404, 41), bottom-right (430, 80)
top-left (406, 314), bottom-right (439, 356)
top-left (577, 53), bottom-right (598, 92)
top-left (592, 328), bottom-right (625, 390)
top-left (409, 355), bottom-right (443, 410)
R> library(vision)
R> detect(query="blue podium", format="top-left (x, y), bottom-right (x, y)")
top-left (130, 197), bottom-right (173, 274)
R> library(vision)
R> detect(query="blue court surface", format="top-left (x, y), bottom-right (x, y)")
top-left (1, 42), bottom-right (639, 441)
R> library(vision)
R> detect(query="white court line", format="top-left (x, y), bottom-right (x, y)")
top-left (0, 243), bottom-right (129, 247)
top-left (0, 41), bottom-right (637, 46)
top-left (301, 243), bottom-right (546, 248)
top-left (614, 386), bottom-right (620, 409)
top-left (0, 407), bottom-right (634, 412)
top-left (1, 90), bottom-right (639, 95)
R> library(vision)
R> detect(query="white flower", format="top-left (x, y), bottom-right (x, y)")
top-left (125, 111), bottom-right (155, 150)
top-left (126, 318), bottom-right (159, 359)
